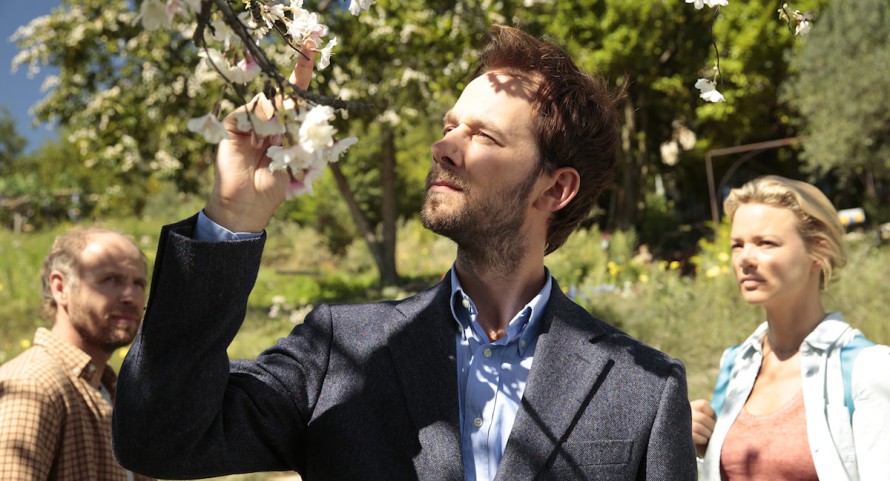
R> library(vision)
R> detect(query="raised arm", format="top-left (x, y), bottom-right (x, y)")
top-left (112, 48), bottom-right (328, 479)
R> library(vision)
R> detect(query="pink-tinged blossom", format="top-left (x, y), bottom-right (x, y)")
top-left (288, 8), bottom-right (328, 47)
top-left (694, 78), bottom-right (726, 103)
top-left (233, 53), bottom-right (261, 83)
top-left (285, 165), bottom-right (325, 198)
top-left (200, 49), bottom-right (261, 84)
top-left (267, 144), bottom-right (314, 172)
top-left (348, 0), bottom-right (376, 16)
top-left (187, 113), bottom-right (229, 144)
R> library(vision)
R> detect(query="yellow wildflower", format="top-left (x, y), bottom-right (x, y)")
top-left (19, 339), bottom-right (31, 349)
top-left (705, 265), bottom-right (721, 278)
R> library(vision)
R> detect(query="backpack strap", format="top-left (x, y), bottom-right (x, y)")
top-left (840, 333), bottom-right (875, 419)
top-left (711, 344), bottom-right (742, 415)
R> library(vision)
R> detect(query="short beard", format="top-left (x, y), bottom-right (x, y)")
top-left (69, 301), bottom-right (139, 354)
top-left (421, 166), bottom-right (539, 275)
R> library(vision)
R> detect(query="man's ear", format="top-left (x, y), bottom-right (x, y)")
top-left (534, 167), bottom-right (580, 212)
top-left (50, 271), bottom-right (69, 309)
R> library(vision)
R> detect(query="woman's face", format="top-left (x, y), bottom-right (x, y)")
top-left (730, 203), bottom-right (822, 309)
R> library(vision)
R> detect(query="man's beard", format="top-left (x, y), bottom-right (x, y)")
top-left (421, 165), bottom-right (540, 273)
top-left (68, 298), bottom-right (140, 354)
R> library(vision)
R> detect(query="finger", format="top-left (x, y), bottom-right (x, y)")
top-left (690, 399), bottom-right (716, 418)
top-left (289, 42), bottom-right (317, 90)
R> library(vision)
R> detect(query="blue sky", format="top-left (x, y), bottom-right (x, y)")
top-left (1, 0), bottom-right (61, 153)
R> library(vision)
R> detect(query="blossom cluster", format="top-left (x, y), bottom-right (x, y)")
top-left (686, 1), bottom-right (814, 104)
top-left (140, 0), bottom-right (374, 197)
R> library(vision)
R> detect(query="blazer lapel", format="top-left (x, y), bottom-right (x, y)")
top-left (495, 286), bottom-right (613, 481)
top-left (386, 281), bottom-right (464, 480)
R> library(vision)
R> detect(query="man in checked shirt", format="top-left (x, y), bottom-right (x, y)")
top-left (0, 228), bottom-right (154, 481)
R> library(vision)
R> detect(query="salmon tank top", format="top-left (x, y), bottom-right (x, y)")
top-left (720, 390), bottom-right (818, 481)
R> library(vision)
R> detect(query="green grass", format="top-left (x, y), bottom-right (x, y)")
top-left (2, 212), bottom-right (888, 480)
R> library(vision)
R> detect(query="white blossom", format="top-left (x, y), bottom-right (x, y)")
top-left (140, 0), bottom-right (171, 31)
top-left (187, 113), bottom-right (229, 143)
top-left (348, 0), bottom-right (376, 16)
top-left (328, 137), bottom-right (357, 162)
top-left (694, 78), bottom-right (726, 103)
top-left (298, 105), bottom-right (336, 153)
top-left (795, 19), bottom-right (811, 36)
top-left (317, 37), bottom-right (337, 70)
top-left (685, 0), bottom-right (727, 9)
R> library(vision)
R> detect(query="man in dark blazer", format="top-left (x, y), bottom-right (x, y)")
top-left (113, 26), bottom-right (696, 480)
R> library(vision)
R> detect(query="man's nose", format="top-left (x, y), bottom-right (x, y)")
top-left (431, 131), bottom-right (463, 169)
top-left (119, 282), bottom-right (144, 305)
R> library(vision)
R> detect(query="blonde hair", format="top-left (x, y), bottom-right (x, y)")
top-left (723, 175), bottom-right (846, 288)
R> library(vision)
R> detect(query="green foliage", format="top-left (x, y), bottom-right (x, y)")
top-left (782, 0), bottom-right (890, 186)
top-left (0, 106), bottom-right (26, 171)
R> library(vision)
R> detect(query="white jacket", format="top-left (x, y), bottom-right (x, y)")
top-left (699, 313), bottom-right (890, 481)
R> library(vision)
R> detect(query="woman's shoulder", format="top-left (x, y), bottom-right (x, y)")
top-left (851, 343), bottom-right (890, 395)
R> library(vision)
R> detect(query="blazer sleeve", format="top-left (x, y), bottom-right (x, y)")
top-left (851, 345), bottom-right (890, 479)
top-left (645, 360), bottom-right (698, 480)
top-left (112, 216), bottom-right (331, 479)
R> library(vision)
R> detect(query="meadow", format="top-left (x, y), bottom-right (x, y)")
top-left (2, 205), bottom-right (887, 481)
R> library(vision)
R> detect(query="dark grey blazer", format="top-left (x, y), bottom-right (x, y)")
top-left (113, 217), bottom-right (696, 480)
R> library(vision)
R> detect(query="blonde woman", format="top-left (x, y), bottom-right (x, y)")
top-left (691, 176), bottom-right (890, 480)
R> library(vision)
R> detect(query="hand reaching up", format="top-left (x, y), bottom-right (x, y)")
top-left (204, 46), bottom-right (317, 233)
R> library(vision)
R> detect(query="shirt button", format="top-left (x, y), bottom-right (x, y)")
top-left (462, 298), bottom-right (470, 309)
top-left (473, 417), bottom-right (483, 428)
top-left (520, 339), bottom-right (527, 348)
top-left (483, 348), bottom-right (492, 358)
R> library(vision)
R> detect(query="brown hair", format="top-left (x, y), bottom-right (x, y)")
top-left (724, 175), bottom-right (847, 288)
top-left (40, 227), bottom-right (146, 319)
top-left (474, 25), bottom-right (626, 254)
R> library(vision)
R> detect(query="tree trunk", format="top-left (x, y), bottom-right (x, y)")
top-left (612, 96), bottom-right (640, 231)
top-left (379, 128), bottom-right (399, 286)
top-left (326, 128), bottom-right (400, 287)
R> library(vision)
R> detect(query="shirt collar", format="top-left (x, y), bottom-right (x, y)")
top-left (33, 327), bottom-right (115, 388)
top-left (741, 311), bottom-right (850, 356)
top-left (448, 265), bottom-right (551, 355)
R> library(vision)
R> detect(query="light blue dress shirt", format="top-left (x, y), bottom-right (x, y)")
top-left (449, 268), bottom-right (550, 481)
top-left (194, 211), bottom-right (552, 481)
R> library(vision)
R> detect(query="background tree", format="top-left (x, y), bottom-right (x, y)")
top-left (510, 1), bottom-right (821, 253)
top-left (11, 0), bottom-right (218, 216)
top-left (782, 0), bottom-right (890, 221)
top-left (0, 107), bottom-right (26, 172)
